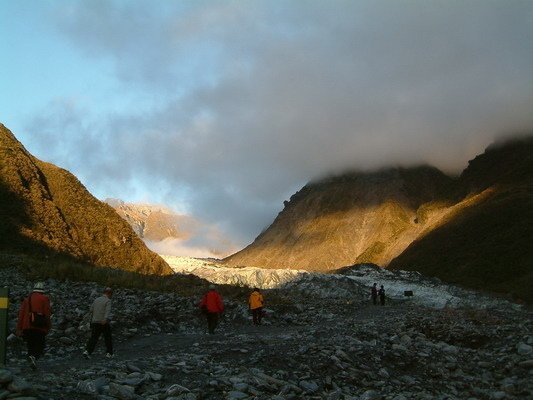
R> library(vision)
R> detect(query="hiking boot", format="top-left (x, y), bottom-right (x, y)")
top-left (105, 353), bottom-right (114, 359)
top-left (28, 355), bottom-right (37, 370)
top-left (82, 350), bottom-right (90, 359)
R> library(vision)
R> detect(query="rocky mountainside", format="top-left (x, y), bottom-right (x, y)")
top-left (225, 166), bottom-right (456, 270)
top-left (0, 124), bottom-right (172, 275)
top-left (389, 137), bottom-right (533, 302)
top-left (225, 137), bottom-right (533, 302)
top-left (104, 199), bottom-right (194, 241)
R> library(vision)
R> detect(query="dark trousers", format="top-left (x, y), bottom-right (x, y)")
top-left (380, 296), bottom-right (385, 306)
top-left (372, 295), bottom-right (377, 305)
top-left (86, 323), bottom-right (113, 354)
top-left (206, 312), bottom-right (219, 334)
top-left (252, 307), bottom-right (263, 325)
top-left (23, 329), bottom-right (46, 359)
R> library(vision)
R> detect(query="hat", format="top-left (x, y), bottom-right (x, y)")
top-left (104, 287), bottom-right (113, 293)
top-left (209, 284), bottom-right (216, 290)
top-left (33, 282), bottom-right (45, 293)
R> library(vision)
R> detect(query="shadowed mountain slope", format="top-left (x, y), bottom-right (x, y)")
top-left (388, 137), bottom-right (533, 302)
top-left (0, 124), bottom-right (172, 275)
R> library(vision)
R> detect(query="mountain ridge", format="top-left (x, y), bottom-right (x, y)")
top-left (224, 136), bottom-right (533, 301)
top-left (0, 123), bottom-right (172, 275)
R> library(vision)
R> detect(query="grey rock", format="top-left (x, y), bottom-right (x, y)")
top-left (108, 382), bottom-right (137, 400)
top-left (518, 359), bottom-right (533, 368)
top-left (7, 377), bottom-right (32, 394)
top-left (59, 336), bottom-right (74, 345)
top-left (299, 380), bottom-right (319, 392)
top-left (232, 382), bottom-right (248, 392)
top-left (0, 370), bottom-right (12, 384)
top-left (226, 391), bottom-right (249, 399)
top-left (378, 368), bottom-right (389, 378)
top-left (166, 384), bottom-right (191, 396)
top-left (360, 389), bottom-right (381, 400)
top-left (517, 343), bottom-right (532, 355)
top-left (392, 344), bottom-right (407, 352)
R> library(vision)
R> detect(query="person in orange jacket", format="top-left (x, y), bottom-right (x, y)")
top-left (199, 284), bottom-right (224, 334)
top-left (16, 282), bottom-right (52, 370)
top-left (248, 288), bottom-right (264, 325)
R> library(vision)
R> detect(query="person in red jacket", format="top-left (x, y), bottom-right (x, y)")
top-left (16, 282), bottom-right (52, 369)
top-left (199, 284), bottom-right (224, 334)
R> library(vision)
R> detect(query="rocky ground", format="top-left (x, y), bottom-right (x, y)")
top-left (1, 265), bottom-right (532, 400)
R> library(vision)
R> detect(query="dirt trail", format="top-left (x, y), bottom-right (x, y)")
top-left (39, 304), bottom-right (397, 373)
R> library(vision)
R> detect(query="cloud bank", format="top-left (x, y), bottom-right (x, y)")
top-left (23, 0), bottom-right (533, 247)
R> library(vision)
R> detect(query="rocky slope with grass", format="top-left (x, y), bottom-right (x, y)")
top-left (225, 137), bottom-right (533, 302)
top-left (0, 123), bottom-right (172, 275)
top-left (2, 261), bottom-right (532, 400)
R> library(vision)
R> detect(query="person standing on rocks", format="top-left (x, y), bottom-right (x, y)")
top-left (200, 284), bottom-right (224, 334)
top-left (16, 282), bottom-right (52, 370)
top-left (379, 285), bottom-right (386, 306)
top-left (248, 287), bottom-right (264, 325)
top-left (83, 287), bottom-right (113, 359)
top-left (371, 283), bottom-right (378, 305)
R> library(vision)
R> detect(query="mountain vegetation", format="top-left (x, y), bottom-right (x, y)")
top-left (225, 136), bottom-right (533, 302)
top-left (0, 124), bottom-right (172, 275)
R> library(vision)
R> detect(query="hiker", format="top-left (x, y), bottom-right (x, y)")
top-left (248, 287), bottom-right (264, 325)
top-left (371, 283), bottom-right (378, 305)
top-left (379, 285), bottom-right (386, 306)
top-left (16, 282), bottom-right (52, 369)
top-left (200, 284), bottom-right (224, 334)
top-left (83, 287), bottom-right (113, 359)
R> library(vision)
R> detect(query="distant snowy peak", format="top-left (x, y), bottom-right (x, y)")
top-left (105, 199), bottom-right (195, 241)
top-left (106, 200), bottom-right (238, 258)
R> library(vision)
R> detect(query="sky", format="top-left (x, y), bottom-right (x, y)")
top-left (1, 0), bottom-right (533, 255)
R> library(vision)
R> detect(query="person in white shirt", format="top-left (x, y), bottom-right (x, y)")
top-left (83, 287), bottom-right (113, 359)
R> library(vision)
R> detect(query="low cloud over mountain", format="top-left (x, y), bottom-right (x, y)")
top-left (15, 1), bottom-right (533, 246)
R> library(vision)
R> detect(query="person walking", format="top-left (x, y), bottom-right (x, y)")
top-left (83, 287), bottom-right (113, 359)
top-left (248, 288), bottom-right (264, 325)
top-left (371, 283), bottom-right (378, 305)
top-left (200, 285), bottom-right (224, 334)
top-left (16, 282), bottom-right (52, 370)
top-left (379, 285), bottom-right (386, 306)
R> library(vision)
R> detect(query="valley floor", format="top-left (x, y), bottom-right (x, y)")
top-left (1, 266), bottom-right (532, 400)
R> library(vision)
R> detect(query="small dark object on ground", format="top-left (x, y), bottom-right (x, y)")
top-left (404, 290), bottom-right (413, 297)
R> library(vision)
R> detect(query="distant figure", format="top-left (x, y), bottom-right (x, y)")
top-left (379, 285), bottom-right (386, 306)
top-left (83, 287), bottom-right (114, 359)
top-left (371, 283), bottom-right (378, 305)
top-left (200, 285), bottom-right (224, 334)
top-left (248, 288), bottom-right (264, 325)
top-left (16, 282), bottom-right (52, 370)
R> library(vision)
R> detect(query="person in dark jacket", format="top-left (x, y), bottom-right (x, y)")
top-left (371, 283), bottom-right (378, 305)
top-left (83, 287), bottom-right (114, 359)
top-left (16, 282), bottom-right (52, 370)
top-left (199, 285), bottom-right (224, 334)
top-left (379, 285), bottom-right (386, 306)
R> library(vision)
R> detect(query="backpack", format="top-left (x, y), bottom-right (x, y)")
top-left (28, 294), bottom-right (48, 328)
